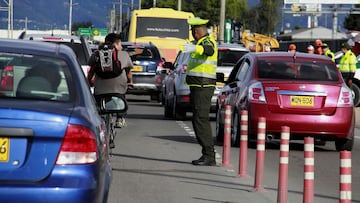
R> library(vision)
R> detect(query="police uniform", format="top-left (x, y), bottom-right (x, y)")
top-left (185, 17), bottom-right (217, 166)
top-left (321, 43), bottom-right (335, 62)
top-left (339, 43), bottom-right (357, 87)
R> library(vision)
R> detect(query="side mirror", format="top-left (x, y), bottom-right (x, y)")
top-left (216, 72), bottom-right (225, 83)
top-left (99, 95), bottom-right (128, 114)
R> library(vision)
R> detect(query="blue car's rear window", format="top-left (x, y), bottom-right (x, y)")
top-left (0, 53), bottom-right (73, 101)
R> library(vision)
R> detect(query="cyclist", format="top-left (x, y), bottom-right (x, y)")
top-left (87, 33), bottom-right (133, 146)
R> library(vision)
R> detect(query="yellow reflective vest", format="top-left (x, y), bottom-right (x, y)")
top-left (339, 50), bottom-right (357, 73)
top-left (324, 49), bottom-right (335, 62)
top-left (186, 35), bottom-right (217, 87)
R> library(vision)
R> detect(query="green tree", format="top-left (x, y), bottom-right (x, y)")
top-left (72, 21), bottom-right (92, 33)
top-left (246, 0), bottom-right (281, 35)
top-left (344, 4), bottom-right (360, 31)
top-left (141, 0), bottom-right (245, 27)
top-left (226, 0), bottom-right (248, 23)
top-left (141, 0), bottom-right (176, 8)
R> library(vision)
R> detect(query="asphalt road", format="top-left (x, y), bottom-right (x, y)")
top-left (107, 95), bottom-right (360, 203)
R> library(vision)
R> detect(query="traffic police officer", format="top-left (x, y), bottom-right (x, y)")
top-left (321, 43), bottom-right (335, 62)
top-left (182, 17), bottom-right (217, 166)
top-left (339, 42), bottom-right (357, 88)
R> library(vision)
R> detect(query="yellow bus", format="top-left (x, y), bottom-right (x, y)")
top-left (128, 8), bottom-right (194, 63)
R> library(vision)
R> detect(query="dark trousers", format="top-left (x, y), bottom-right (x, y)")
top-left (189, 86), bottom-right (215, 160)
top-left (341, 72), bottom-right (355, 88)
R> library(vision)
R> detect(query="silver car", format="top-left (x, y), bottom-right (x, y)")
top-left (162, 43), bottom-right (249, 120)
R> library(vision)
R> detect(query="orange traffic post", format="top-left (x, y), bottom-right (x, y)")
top-left (238, 110), bottom-right (249, 178)
top-left (339, 151), bottom-right (352, 203)
top-left (277, 126), bottom-right (290, 203)
top-left (222, 105), bottom-right (232, 167)
top-left (303, 137), bottom-right (314, 203)
top-left (253, 117), bottom-right (266, 192)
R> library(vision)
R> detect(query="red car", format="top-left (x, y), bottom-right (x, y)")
top-left (216, 52), bottom-right (355, 151)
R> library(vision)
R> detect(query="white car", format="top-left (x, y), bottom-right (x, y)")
top-left (162, 43), bottom-right (249, 120)
top-left (18, 32), bottom-right (93, 79)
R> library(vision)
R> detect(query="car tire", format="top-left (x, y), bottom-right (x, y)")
top-left (173, 95), bottom-right (186, 120)
top-left (164, 95), bottom-right (173, 118)
top-left (215, 106), bottom-right (224, 142)
top-left (231, 111), bottom-right (240, 147)
top-left (351, 82), bottom-right (360, 107)
top-left (150, 93), bottom-right (161, 102)
top-left (335, 138), bottom-right (354, 151)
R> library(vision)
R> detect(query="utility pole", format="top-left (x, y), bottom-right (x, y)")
top-left (219, 0), bottom-right (225, 42)
top-left (0, 0), bottom-right (13, 38)
top-left (9, 0), bottom-right (13, 38)
top-left (119, 0), bottom-right (122, 33)
top-left (68, 0), bottom-right (79, 35)
top-left (178, 0), bottom-right (181, 11)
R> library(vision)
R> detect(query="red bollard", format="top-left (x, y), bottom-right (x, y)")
top-left (254, 117), bottom-right (266, 192)
top-left (222, 105), bottom-right (231, 167)
top-left (238, 110), bottom-right (249, 178)
top-left (303, 137), bottom-right (314, 203)
top-left (277, 126), bottom-right (290, 203)
top-left (339, 151), bottom-right (352, 203)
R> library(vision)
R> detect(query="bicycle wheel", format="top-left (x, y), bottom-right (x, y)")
top-left (105, 114), bottom-right (115, 150)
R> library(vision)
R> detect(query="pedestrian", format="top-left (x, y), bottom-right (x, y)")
top-left (288, 43), bottom-right (296, 53)
top-left (307, 45), bottom-right (314, 54)
top-left (182, 17), bottom-right (217, 166)
top-left (87, 33), bottom-right (133, 130)
top-left (321, 43), bottom-right (335, 62)
top-left (314, 39), bottom-right (323, 55)
top-left (339, 42), bottom-right (357, 88)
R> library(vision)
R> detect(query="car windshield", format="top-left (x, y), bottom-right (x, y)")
top-left (257, 60), bottom-right (339, 81)
top-left (123, 46), bottom-right (159, 61)
top-left (218, 49), bottom-right (248, 66)
top-left (0, 53), bottom-right (73, 101)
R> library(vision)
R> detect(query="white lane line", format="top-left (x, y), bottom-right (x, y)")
top-left (176, 121), bottom-right (196, 138)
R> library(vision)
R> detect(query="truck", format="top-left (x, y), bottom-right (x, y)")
top-left (241, 30), bottom-right (280, 52)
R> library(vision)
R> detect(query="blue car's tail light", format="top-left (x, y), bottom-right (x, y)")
top-left (56, 124), bottom-right (98, 165)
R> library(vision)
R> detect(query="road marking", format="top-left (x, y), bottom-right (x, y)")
top-left (176, 121), bottom-right (195, 138)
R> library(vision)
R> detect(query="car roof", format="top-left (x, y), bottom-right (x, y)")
top-left (0, 38), bottom-right (75, 57)
top-left (217, 43), bottom-right (249, 51)
top-left (121, 41), bottom-right (158, 48)
top-left (248, 51), bottom-right (334, 61)
top-left (19, 33), bottom-right (83, 43)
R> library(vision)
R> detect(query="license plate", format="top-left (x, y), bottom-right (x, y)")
top-left (0, 137), bottom-right (9, 162)
top-left (290, 95), bottom-right (314, 107)
top-left (131, 66), bottom-right (143, 72)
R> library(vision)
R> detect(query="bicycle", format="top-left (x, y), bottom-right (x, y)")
top-left (97, 94), bottom-right (128, 153)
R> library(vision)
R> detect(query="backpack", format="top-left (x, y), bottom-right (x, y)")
top-left (95, 43), bottom-right (122, 79)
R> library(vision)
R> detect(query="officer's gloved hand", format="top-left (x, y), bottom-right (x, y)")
top-left (183, 44), bottom-right (196, 53)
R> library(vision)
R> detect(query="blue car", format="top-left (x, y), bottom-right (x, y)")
top-left (122, 42), bottom-right (166, 102)
top-left (0, 39), bottom-right (111, 203)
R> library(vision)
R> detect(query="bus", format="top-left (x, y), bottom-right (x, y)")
top-left (128, 8), bottom-right (194, 63)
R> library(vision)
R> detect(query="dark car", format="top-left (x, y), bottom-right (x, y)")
top-left (162, 43), bottom-right (249, 120)
top-left (122, 42), bottom-right (166, 101)
top-left (0, 39), bottom-right (111, 203)
top-left (18, 32), bottom-right (93, 78)
top-left (216, 52), bottom-right (354, 151)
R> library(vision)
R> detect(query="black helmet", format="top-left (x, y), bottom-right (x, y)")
top-left (105, 33), bottom-right (121, 43)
